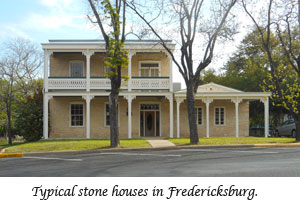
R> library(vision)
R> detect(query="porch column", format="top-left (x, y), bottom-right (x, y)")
top-left (83, 95), bottom-right (94, 139)
top-left (203, 98), bottom-right (213, 138)
top-left (83, 51), bottom-right (94, 92)
top-left (176, 98), bottom-right (184, 138)
top-left (166, 95), bottom-right (174, 138)
top-left (164, 51), bottom-right (173, 92)
top-left (44, 50), bottom-right (52, 93)
top-left (232, 98), bottom-right (242, 138)
top-left (43, 95), bottom-right (52, 139)
top-left (125, 95), bottom-right (136, 139)
top-left (128, 52), bottom-right (136, 91)
top-left (261, 97), bottom-right (269, 138)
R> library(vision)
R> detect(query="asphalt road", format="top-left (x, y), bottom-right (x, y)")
top-left (1, 147), bottom-right (300, 177)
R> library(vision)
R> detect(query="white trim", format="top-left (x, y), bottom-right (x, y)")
top-left (138, 61), bottom-right (161, 77)
top-left (104, 102), bottom-right (120, 127)
top-left (69, 60), bottom-right (85, 77)
top-left (69, 102), bottom-right (85, 128)
top-left (214, 106), bottom-right (226, 126)
top-left (195, 106), bottom-right (204, 126)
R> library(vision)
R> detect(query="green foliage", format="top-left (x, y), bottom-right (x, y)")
top-left (261, 28), bottom-right (300, 116)
top-left (15, 82), bottom-right (43, 142)
top-left (100, 0), bottom-right (129, 87)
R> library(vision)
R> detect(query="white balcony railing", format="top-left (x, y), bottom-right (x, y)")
top-left (48, 77), bottom-right (170, 90)
top-left (131, 77), bottom-right (169, 89)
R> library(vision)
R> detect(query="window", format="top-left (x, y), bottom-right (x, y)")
top-left (70, 61), bottom-right (84, 77)
top-left (104, 66), bottom-right (111, 76)
top-left (139, 62), bottom-right (160, 77)
top-left (105, 103), bottom-right (119, 127)
top-left (196, 107), bottom-right (203, 125)
top-left (215, 107), bottom-right (225, 125)
top-left (70, 104), bottom-right (84, 127)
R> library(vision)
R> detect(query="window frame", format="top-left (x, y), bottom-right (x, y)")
top-left (214, 106), bottom-right (226, 126)
top-left (195, 106), bottom-right (204, 126)
top-left (69, 60), bottom-right (85, 77)
top-left (69, 102), bottom-right (85, 127)
top-left (104, 102), bottom-right (120, 127)
top-left (138, 61), bottom-right (161, 77)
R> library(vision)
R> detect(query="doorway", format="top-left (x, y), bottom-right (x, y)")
top-left (140, 104), bottom-right (160, 137)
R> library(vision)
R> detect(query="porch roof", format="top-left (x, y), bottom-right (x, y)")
top-left (174, 82), bottom-right (270, 100)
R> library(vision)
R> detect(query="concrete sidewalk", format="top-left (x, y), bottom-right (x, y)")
top-left (146, 139), bottom-right (176, 148)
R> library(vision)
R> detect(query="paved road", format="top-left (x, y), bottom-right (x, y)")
top-left (1, 147), bottom-right (300, 176)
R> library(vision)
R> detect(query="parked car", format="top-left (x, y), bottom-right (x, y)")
top-left (274, 119), bottom-right (296, 137)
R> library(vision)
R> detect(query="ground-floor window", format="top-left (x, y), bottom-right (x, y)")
top-left (196, 107), bottom-right (203, 125)
top-left (215, 107), bottom-right (225, 125)
top-left (70, 104), bottom-right (84, 127)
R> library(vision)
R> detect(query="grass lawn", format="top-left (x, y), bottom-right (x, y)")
top-left (169, 137), bottom-right (297, 146)
top-left (2, 139), bottom-right (151, 153)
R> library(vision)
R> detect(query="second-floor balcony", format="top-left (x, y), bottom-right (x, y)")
top-left (47, 77), bottom-right (170, 91)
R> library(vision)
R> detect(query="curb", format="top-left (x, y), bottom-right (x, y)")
top-left (2, 143), bottom-right (300, 157)
top-left (0, 153), bottom-right (24, 158)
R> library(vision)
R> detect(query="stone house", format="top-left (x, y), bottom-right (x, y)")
top-left (42, 40), bottom-right (270, 139)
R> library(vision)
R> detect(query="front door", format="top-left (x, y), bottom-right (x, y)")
top-left (145, 112), bottom-right (155, 137)
top-left (140, 104), bottom-right (160, 137)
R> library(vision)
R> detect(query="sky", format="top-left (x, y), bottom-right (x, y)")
top-left (0, 0), bottom-right (251, 88)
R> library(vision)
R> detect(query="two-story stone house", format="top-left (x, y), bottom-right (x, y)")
top-left (42, 40), bottom-right (270, 140)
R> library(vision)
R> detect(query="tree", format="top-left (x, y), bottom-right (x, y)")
top-left (126, 0), bottom-right (238, 144)
top-left (15, 80), bottom-right (43, 142)
top-left (0, 38), bottom-right (42, 144)
top-left (87, 0), bottom-right (128, 147)
top-left (242, 0), bottom-right (300, 141)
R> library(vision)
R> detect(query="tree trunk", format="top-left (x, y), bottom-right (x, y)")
top-left (7, 104), bottom-right (12, 145)
top-left (109, 82), bottom-right (120, 148)
top-left (295, 116), bottom-right (300, 142)
top-left (186, 83), bottom-right (199, 144)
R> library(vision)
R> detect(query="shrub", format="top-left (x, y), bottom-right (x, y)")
top-left (15, 85), bottom-right (43, 141)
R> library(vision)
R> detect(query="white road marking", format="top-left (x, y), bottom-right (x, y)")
top-left (23, 156), bottom-right (82, 161)
top-left (180, 149), bottom-right (278, 154)
top-left (99, 152), bottom-right (182, 157)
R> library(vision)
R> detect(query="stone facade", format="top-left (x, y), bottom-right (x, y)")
top-left (49, 96), bottom-right (249, 139)
top-left (49, 52), bottom-right (169, 78)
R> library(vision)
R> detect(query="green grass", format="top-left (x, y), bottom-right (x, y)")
top-left (3, 139), bottom-right (151, 153)
top-left (169, 137), bottom-right (297, 146)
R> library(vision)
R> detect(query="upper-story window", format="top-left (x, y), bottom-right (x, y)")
top-left (139, 61), bottom-right (160, 77)
top-left (70, 61), bottom-right (84, 77)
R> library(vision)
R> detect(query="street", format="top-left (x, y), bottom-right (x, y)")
top-left (1, 147), bottom-right (300, 176)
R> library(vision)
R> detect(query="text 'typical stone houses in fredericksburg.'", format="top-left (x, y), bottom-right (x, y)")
top-left (42, 40), bottom-right (270, 139)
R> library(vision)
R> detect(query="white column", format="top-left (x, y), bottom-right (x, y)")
top-left (83, 95), bottom-right (94, 139)
top-left (232, 98), bottom-right (242, 138)
top-left (176, 98), bottom-right (184, 138)
top-left (164, 51), bottom-right (173, 92)
top-left (43, 95), bottom-right (52, 139)
top-left (125, 95), bottom-right (135, 139)
top-left (83, 51), bottom-right (94, 92)
top-left (263, 97), bottom-right (269, 138)
top-left (44, 50), bottom-right (52, 93)
top-left (166, 95), bottom-right (174, 138)
top-left (128, 52), bottom-right (135, 91)
top-left (203, 98), bottom-right (213, 138)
